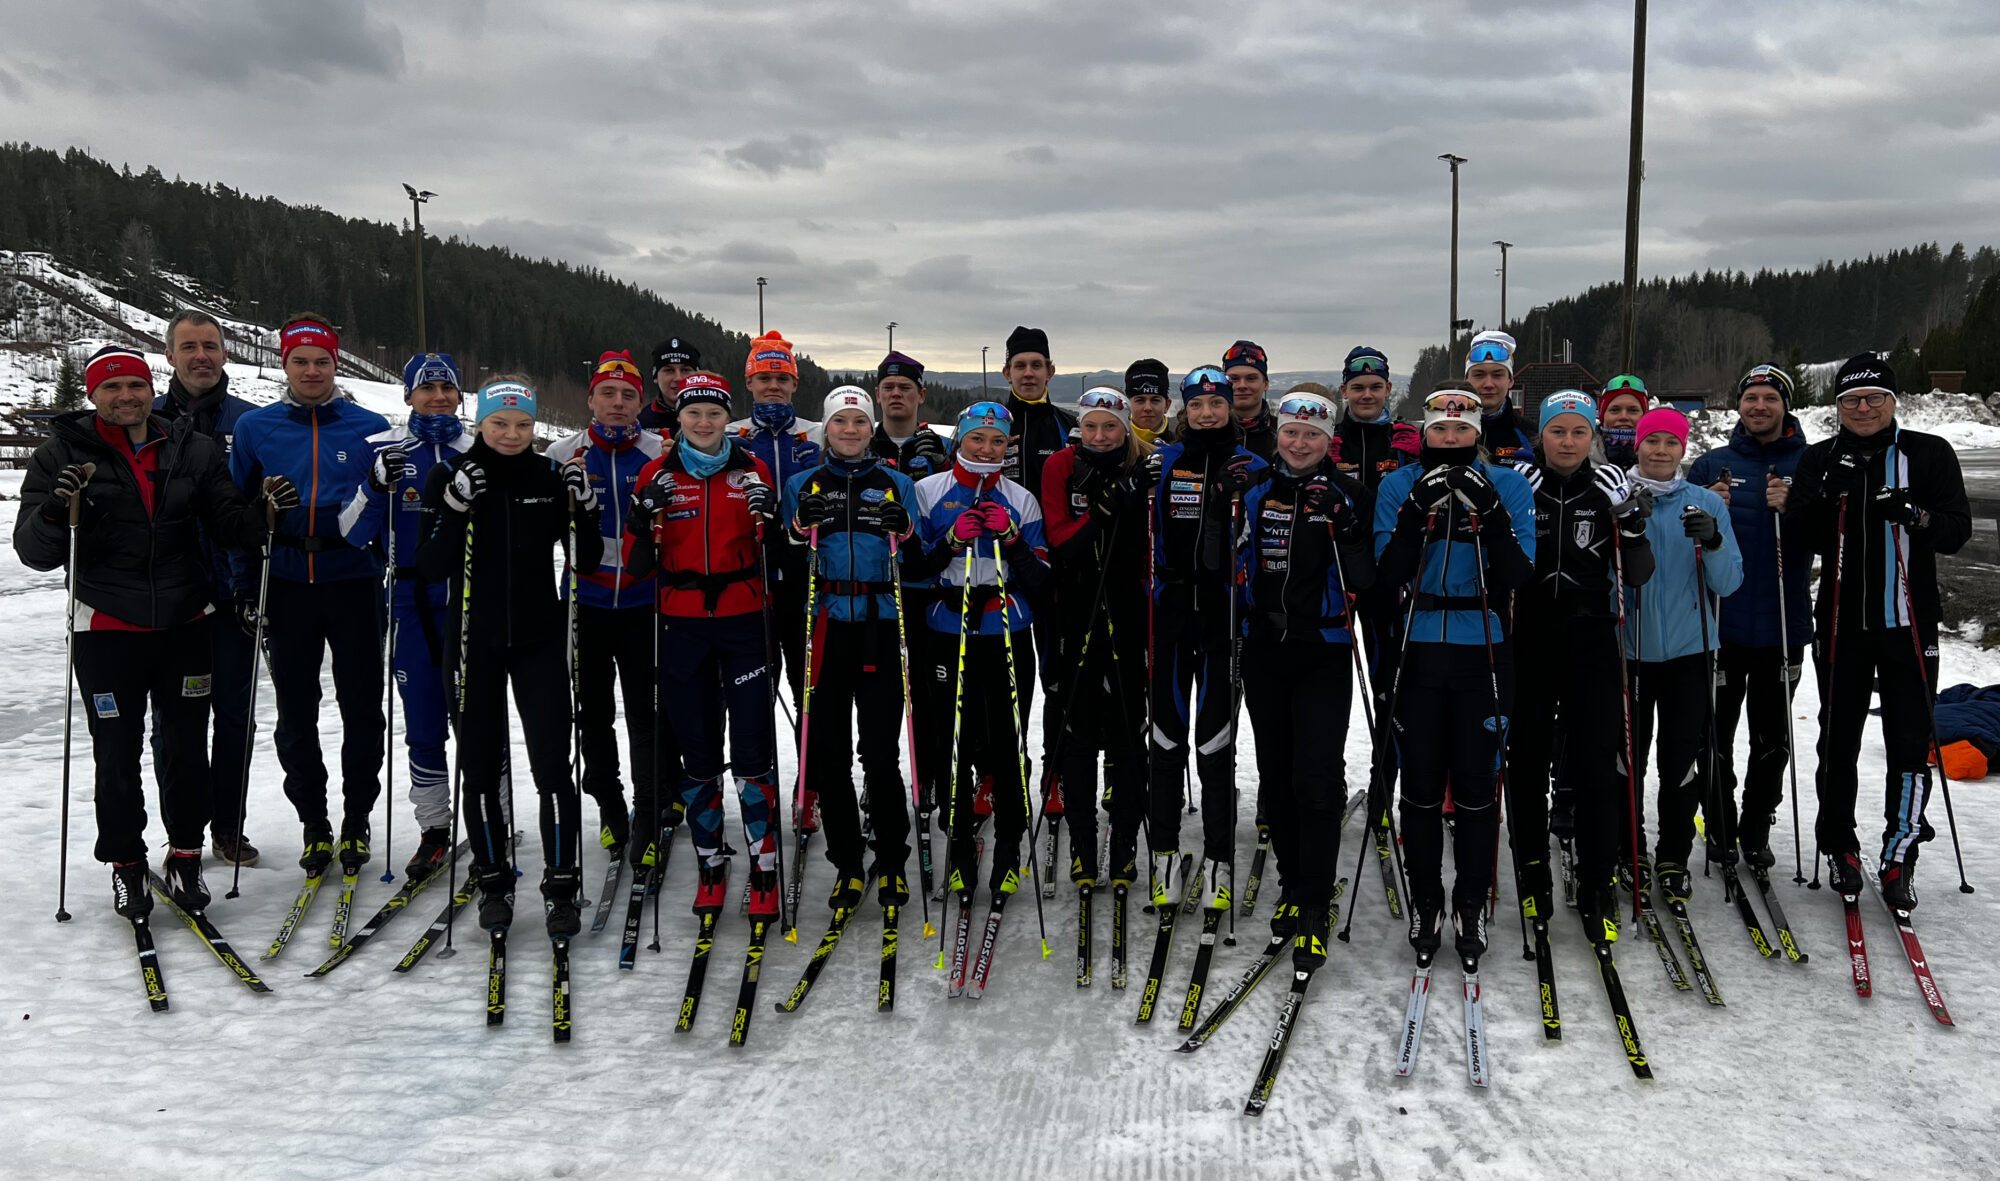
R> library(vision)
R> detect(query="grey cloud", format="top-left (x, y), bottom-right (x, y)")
top-left (0, 66), bottom-right (23, 101)
top-left (1006, 146), bottom-right (1057, 166)
top-left (123, 0), bottom-right (404, 85)
top-left (722, 134), bottom-right (832, 176)
top-left (436, 218), bottom-right (635, 263)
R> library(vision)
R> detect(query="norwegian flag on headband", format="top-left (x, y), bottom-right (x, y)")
top-left (84, 348), bottom-right (151, 395)
top-left (280, 320), bottom-right (340, 360)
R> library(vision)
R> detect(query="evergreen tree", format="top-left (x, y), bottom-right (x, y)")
top-left (52, 352), bottom-right (83, 410)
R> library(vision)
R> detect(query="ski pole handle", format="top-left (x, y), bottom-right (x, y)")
top-left (67, 463), bottom-right (97, 527)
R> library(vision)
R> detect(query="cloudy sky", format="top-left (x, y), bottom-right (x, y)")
top-left (4, 0), bottom-right (1998, 373)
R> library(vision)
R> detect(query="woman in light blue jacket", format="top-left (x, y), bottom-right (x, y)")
top-left (1621, 409), bottom-right (1743, 903)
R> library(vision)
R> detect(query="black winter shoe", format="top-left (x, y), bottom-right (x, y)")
top-left (1879, 861), bottom-right (1918, 911)
top-left (475, 866), bottom-right (515, 932)
top-left (543, 868), bottom-right (583, 938)
top-left (112, 862), bottom-right (152, 919)
top-left (405, 827), bottom-right (453, 881)
top-left (1827, 851), bottom-right (1863, 896)
top-left (299, 824), bottom-right (334, 873)
top-left (336, 819), bottom-right (371, 874)
top-left (162, 849), bottom-right (210, 911)
top-left (1453, 903), bottom-right (1488, 965)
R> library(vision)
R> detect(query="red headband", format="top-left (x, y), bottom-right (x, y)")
top-left (280, 320), bottom-right (340, 361)
top-left (85, 350), bottom-right (151, 396)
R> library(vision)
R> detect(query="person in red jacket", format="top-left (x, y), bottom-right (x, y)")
top-left (625, 372), bottom-right (783, 920)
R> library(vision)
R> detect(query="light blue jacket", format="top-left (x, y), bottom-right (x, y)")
top-left (1622, 479), bottom-right (1744, 662)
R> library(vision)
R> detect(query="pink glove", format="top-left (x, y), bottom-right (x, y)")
top-left (1390, 422), bottom-right (1421, 459)
top-left (951, 510), bottom-right (986, 545)
top-left (978, 500), bottom-right (1017, 540)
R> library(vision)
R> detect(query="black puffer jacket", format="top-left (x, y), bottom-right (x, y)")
top-left (14, 410), bottom-right (265, 627)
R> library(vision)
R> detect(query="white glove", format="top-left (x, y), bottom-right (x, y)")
top-left (1594, 464), bottom-right (1637, 517)
top-left (561, 462), bottom-right (597, 513)
top-left (444, 462), bottom-right (487, 513)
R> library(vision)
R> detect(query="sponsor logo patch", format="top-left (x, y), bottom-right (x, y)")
top-left (91, 692), bottom-right (119, 719)
top-left (181, 674), bottom-right (212, 698)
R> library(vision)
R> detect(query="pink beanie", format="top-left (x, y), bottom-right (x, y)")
top-left (1634, 407), bottom-right (1689, 449)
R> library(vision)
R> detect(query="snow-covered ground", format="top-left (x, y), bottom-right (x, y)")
top-left (1685, 391), bottom-right (2000, 458)
top-left (3, 494), bottom-right (2000, 1176)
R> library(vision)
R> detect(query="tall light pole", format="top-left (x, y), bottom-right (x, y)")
top-left (756, 276), bottom-right (767, 334)
top-left (981, 345), bottom-right (989, 392)
top-left (402, 183), bottom-right (436, 351)
top-left (1619, 0), bottom-right (1648, 372)
top-left (1439, 154), bottom-right (1467, 372)
top-left (1493, 240), bottom-right (1512, 329)
top-left (887, 321), bottom-right (898, 352)
top-left (1532, 304), bottom-right (1552, 363)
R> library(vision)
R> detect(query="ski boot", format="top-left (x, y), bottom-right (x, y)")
top-left (1293, 902), bottom-right (1330, 969)
top-left (542, 868), bottom-right (583, 938)
top-left (1408, 899), bottom-right (1445, 959)
top-left (161, 848), bottom-right (210, 911)
top-left (827, 871), bottom-right (865, 912)
top-left (1109, 858), bottom-right (1139, 891)
top-left (1579, 884), bottom-right (1620, 946)
top-left (111, 861), bottom-right (151, 918)
top-left (1654, 861), bottom-right (1692, 903)
top-left (1826, 850), bottom-right (1863, 895)
top-left (474, 865), bottom-right (515, 932)
top-left (992, 857), bottom-right (1024, 901)
top-left (1268, 892), bottom-right (1301, 939)
top-left (405, 826), bottom-right (452, 881)
top-left (1149, 851), bottom-right (1177, 909)
top-left (1069, 853), bottom-right (1096, 889)
top-left (1452, 901), bottom-right (1488, 966)
top-left (1739, 837), bottom-right (1777, 871)
top-left (1199, 857), bottom-right (1232, 912)
top-left (747, 865), bottom-right (781, 920)
top-left (694, 859), bottom-right (730, 913)
top-left (1879, 859), bottom-right (1918, 911)
top-left (211, 831), bottom-right (260, 866)
top-left (336, 819), bottom-right (371, 874)
top-left (598, 801), bottom-right (631, 857)
top-left (299, 823), bottom-right (334, 873)
top-left (877, 871), bottom-right (910, 908)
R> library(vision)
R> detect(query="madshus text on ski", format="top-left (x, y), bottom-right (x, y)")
top-left (21, 314), bottom-right (1972, 1100)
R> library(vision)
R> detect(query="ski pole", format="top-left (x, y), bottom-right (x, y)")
top-left (227, 492), bottom-right (279, 901)
top-left (566, 486), bottom-right (583, 896)
top-left (886, 527), bottom-right (933, 938)
top-left (1222, 489), bottom-right (1244, 947)
top-left (53, 461), bottom-right (96, 922)
top-left (1891, 522), bottom-right (1974, 894)
top-left (787, 517), bottom-right (821, 944)
top-left (1692, 534), bottom-right (1724, 881)
top-left (1809, 493), bottom-right (1848, 891)
top-left (1771, 496), bottom-right (1807, 885)
top-left (380, 469), bottom-right (398, 884)
top-left (443, 514), bottom-right (475, 956)
top-left (936, 541), bottom-right (977, 973)
top-left (993, 525), bottom-right (1051, 959)
top-left (1460, 494), bottom-right (1514, 942)
top-left (1610, 525), bottom-right (1644, 927)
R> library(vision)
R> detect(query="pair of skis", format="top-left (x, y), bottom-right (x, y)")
top-left (1133, 853), bottom-right (1198, 1024)
top-left (1630, 878), bottom-right (1725, 1007)
top-left (127, 873), bottom-right (273, 1009)
top-left (475, 928), bottom-right (571, 1044)
top-left (948, 883), bottom-right (1017, 1001)
top-left (1724, 860), bottom-right (1809, 965)
top-left (298, 839), bottom-right (470, 978)
top-left (1847, 864), bottom-right (1953, 1025)
top-left (262, 866), bottom-right (366, 961)
top-left (1393, 951), bottom-right (1490, 1089)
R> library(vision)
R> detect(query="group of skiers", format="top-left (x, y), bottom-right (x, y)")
top-left (21, 312), bottom-right (1974, 991)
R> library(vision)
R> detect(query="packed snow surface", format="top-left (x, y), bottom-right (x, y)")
top-left (3, 501), bottom-right (2000, 1176)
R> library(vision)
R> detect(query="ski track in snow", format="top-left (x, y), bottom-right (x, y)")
top-left (3, 470), bottom-right (1999, 1180)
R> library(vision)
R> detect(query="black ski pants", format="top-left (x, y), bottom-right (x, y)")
top-left (1714, 643), bottom-right (1805, 852)
top-left (1396, 641), bottom-right (1510, 914)
top-left (1624, 653), bottom-right (1711, 869)
top-left (149, 610), bottom-right (253, 843)
top-left (1508, 615), bottom-right (1625, 902)
top-left (1053, 605), bottom-right (1149, 878)
top-left (1814, 622), bottom-right (1937, 866)
top-left (1146, 605), bottom-right (1239, 864)
top-left (264, 576), bottom-right (385, 833)
top-left (804, 618), bottom-right (912, 878)
top-left (1243, 636), bottom-right (1352, 906)
top-left (78, 618), bottom-right (215, 863)
top-left (576, 602), bottom-right (679, 833)
top-left (457, 634), bottom-right (580, 879)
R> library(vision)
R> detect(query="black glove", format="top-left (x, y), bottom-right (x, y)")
top-left (1872, 486), bottom-right (1924, 528)
top-left (261, 475), bottom-right (301, 513)
top-left (634, 467), bottom-right (676, 517)
top-left (1443, 465), bottom-right (1502, 518)
top-left (1224, 453), bottom-right (1256, 493)
top-left (1140, 450), bottom-right (1164, 486)
top-left (369, 446), bottom-right (411, 493)
top-left (561, 462), bottom-right (597, 513)
top-left (909, 432), bottom-right (949, 475)
top-left (743, 478), bottom-right (776, 522)
top-left (1681, 504), bottom-right (1721, 549)
top-left (857, 497), bottom-right (912, 537)
top-left (443, 463), bottom-right (486, 513)
top-left (235, 599), bottom-right (265, 639)
top-left (794, 487), bottom-right (832, 532)
top-left (1410, 465), bottom-right (1457, 514)
top-left (41, 462), bottom-right (93, 522)
top-left (1824, 448), bottom-right (1869, 496)
top-left (1626, 484), bottom-right (1655, 521)
top-left (1299, 473), bottom-right (1333, 515)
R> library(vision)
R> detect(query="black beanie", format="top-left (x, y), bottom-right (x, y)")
top-left (650, 337), bottom-right (700, 375)
top-left (1834, 353), bottom-right (1898, 400)
top-left (877, 350), bottom-right (925, 385)
top-left (1124, 358), bottom-right (1170, 399)
top-left (1005, 325), bottom-right (1050, 363)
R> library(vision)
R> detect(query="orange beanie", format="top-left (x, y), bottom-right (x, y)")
top-left (746, 331), bottom-right (798, 379)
